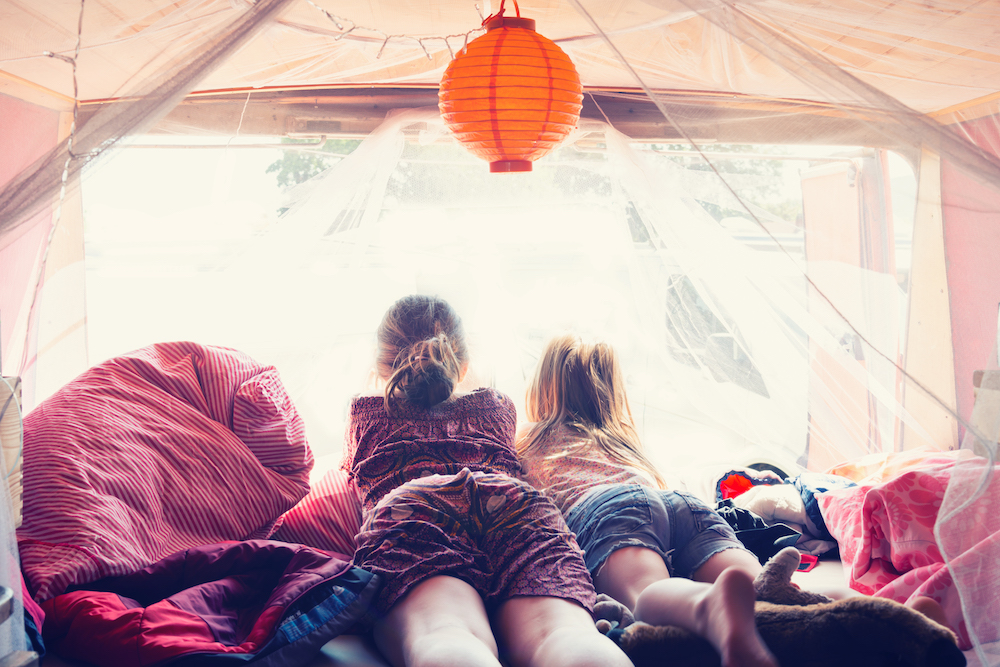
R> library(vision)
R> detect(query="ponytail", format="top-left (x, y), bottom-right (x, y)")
top-left (384, 335), bottom-right (462, 409)
top-left (376, 295), bottom-right (469, 410)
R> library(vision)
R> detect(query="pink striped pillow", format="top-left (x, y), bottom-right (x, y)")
top-left (273, 468), bottom-right (362, 558)
top-left (19, 342), bottom-right (313, 601)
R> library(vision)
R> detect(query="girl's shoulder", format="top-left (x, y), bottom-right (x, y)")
top-left (350, 386), bottom-right (514, 419)
top-left (521, 422), bottom-right (592, 453)
top-left (349, 393), bottom-right (386, 415)
top-left (460, 386), bottom-right (515, 411)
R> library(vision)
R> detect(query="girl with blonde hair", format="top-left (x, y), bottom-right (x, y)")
top-left (518, 334), bottom-right (822, 667)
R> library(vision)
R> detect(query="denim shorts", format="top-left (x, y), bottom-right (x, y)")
top-left (564, 483), bottom-right (749, 579)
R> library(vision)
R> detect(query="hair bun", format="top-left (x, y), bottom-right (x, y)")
top-left (377, 295), bottom-right (468, 411)
top-left (404, 364), bottom-right (455, 408)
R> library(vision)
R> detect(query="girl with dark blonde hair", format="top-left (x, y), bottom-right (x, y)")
top-left (342, 297), bottom-right (632, 667)
top-left (518, 334), bottom-right (818, 667)
top-left (520, 334), bottom-right (954, 666)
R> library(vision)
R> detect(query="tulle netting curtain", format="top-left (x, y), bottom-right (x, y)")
top-left (1, 0), bottom-right (1000, 662)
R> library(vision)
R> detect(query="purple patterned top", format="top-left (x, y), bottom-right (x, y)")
top-left (342, 388), bottom-right (520, 514)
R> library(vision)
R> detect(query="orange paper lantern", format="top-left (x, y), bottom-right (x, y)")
top-left (438, 3), bottom-right (583, 173)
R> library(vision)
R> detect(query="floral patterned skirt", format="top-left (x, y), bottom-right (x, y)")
top-left (354, 467), bottom-right (596, 618)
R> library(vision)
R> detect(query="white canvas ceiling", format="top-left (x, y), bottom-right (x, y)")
top-left (2, 0), bottom-right (999, 116)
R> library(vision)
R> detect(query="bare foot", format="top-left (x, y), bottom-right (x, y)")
top-left (907, 596), bottom-right (952, 632)
top-left (694, 568), bottom-right (779, 667)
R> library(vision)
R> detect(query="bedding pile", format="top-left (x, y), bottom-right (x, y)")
top-left (41, 539), bottom-right (378, 666)
top-left (272, 468), bottom-right (362, 558)
top-left (17, 342), bottom-right (380, 665)
top-left (713, 469), bottom-right (855, 557)
top-left (817, 450), bottom-right (1000, 651)
top-left (707, 456), bottom-right (998, 654)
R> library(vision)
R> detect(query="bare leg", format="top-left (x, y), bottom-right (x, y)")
top-left (493, 596), bottom-right (633, 667)
top-left (907, 596), bottom-right (953, 631)
top-left (594, 546), bottom-right (671, 610)
top-left (373, 576), bottom-right (500, 667)
top-left (635, 568), bottom-right (778, 667)
top-left (691, 547), bottom-right (763, 583)
top-left (596, 546), bottom-right (776, 667)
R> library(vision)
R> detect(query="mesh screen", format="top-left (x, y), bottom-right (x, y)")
top-left (1, 0), bottom-right (999, 660)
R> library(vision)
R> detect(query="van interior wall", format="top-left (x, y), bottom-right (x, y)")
top-left (942, 114), bottom-right (1000, 428)
top-left (0, 90), bottom-right (69, 403)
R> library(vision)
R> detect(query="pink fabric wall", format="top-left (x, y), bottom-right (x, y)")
top-left (0, 93), bottom-right (61, 374)
top-left (942, 114), bottom-right (1000, 429)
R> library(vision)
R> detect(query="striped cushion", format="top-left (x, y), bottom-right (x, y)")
top-left (273, 468), bottom-right (362, 558)
top-left (18, 341), bottom-right (313, 601)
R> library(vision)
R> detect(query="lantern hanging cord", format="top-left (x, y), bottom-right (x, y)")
top-left (483, 0), bottom-right (521, 26)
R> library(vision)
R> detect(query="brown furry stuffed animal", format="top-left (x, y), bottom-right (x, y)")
top-left (614, 596), bottom-right (965, 667)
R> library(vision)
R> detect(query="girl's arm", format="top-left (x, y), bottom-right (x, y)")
top-left (339, 410), bottom-right (360, 477)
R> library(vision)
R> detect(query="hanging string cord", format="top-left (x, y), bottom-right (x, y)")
top-left (0, 376), bottom-right (23, 481)
top-left (588, 92), bottom-right (614, 128)
top-left (225, 90), bottom-right (253, 149)
top-left (42, 0), bottom-right (87, 161)
top-left (565, 0), bottom-right (995, 463)
top-left (306, 0), bottom-right (483, 60)
top-left (21, 0), bottom-right (87, 377)
top-left (483, 0), bottom-right (521, 24)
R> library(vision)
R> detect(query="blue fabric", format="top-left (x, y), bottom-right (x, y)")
top-left (714, 498), bottom-right (802, 564)
top-left (23, 601), bottom-right (44, 658)
top-left (564, 483), bottom-right (749, 578)
top-left (792, 472), bottom-right (856, 541)
top-left (174, 565), bottom-right (381, 666)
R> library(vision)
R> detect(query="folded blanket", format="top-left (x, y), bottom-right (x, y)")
top-left (18, 342), bottom-right (314, 601)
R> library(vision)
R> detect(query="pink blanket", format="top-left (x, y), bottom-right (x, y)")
top-left (18, 342), bottom-right (313, 601)
top-left (818, 456), bottom-right (1000, 650)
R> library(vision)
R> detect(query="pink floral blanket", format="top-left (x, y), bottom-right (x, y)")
top-left (817, 455), bottom-right (1000, 650)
